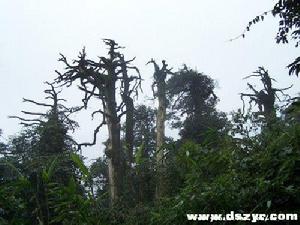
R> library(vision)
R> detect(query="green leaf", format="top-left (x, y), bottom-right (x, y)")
top-left (0, 161), bottom-right (24, 178)
top-left (47, 156), bottom-right (59, 179)
top-left (42, 156), bottom-right (59, 182)
top-left (71, 153), bottom-right (89, 177)
top-left (135, 143), bottom-right (145, 164)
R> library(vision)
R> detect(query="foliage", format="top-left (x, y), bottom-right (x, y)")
top-left (272, 0), bottom-right (300, 46)
top-left (133, 105), bottom-right (156, 158)
top-left (0, 153), bottom-right (102, 225)
top-left (167, 65), bottom-right (228, 144)
top-left (272, 0), bottom-right (300, 76)
top-left (1, 33), bottom-right (299, 224)
top-left (149, 120), bottom-right (300, 225)
top-left (240, 0), bottom-right (300, 76)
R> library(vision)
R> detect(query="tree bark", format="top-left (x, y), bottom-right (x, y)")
top-left (148, 59), bottom-right (171, 199)
top-left (105, 79), bottom-right (124, 205)
top-left (125, 97), bottom-right (134, 164)
top-left (155, 80), bottom-right (167, 199)
top-left (119, 55), bottom-right (135, 163)
top-left (106, 118), bottom-right (123, 205)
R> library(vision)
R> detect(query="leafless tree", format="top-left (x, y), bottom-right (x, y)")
top-left (147, 59), bottom-right (173, 199)
top-left (55, 39), bottom-right (141, 205)
top-left (241, 67), bottom-right (292, 126)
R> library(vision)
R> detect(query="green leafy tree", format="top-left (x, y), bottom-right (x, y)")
top-left (0, 83), bottom-right (81, 224)
top-left (132, 105), bottom-right (156, 203)
top-left (167, 65), bottom-right (227, 144)
top-left (90, 155), bottom-right (109, 201)
top-left (133, 105), bottom-right (156, 158)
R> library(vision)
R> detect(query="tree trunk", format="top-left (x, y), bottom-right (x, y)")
top-left (105, 82), bottom-right (124, 205)
top-left (107, 118), bottom-right (123, 205)
top-left (124, 96), bottom-right (135, 203)
top-left (125, 97), bottom-right (134, 164)
top-left (120, 55), bottom-right (134, 164)
top-left (155, 81), bottom-right (166, 199)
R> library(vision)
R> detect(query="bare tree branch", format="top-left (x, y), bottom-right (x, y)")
top-left (23, 98), bottom-right (52, 107)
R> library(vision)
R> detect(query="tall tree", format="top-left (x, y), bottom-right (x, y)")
top-left (167, 65), bottom-right (227, 144)
top-left (147, 59), bottom-right (173, 199)
top-left (55, 39), bottom-right (141, 205)
top-left (5, 83), bottom-right (79, 224)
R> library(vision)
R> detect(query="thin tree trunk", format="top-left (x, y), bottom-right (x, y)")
top-left (155, 81), bottom-right (166, 199)
top-left (148, 59), bottom-right (170, 199)
top-left (119, 55), bottom-right (135, 201)
top-left (105, 82), bottom-right (124, 205)
top-left (120, 55), bottom-right (134, 164)
top-left (125, 97), bottom-right (134, 164)
top-left (124, 96), bottom-right (135, 202)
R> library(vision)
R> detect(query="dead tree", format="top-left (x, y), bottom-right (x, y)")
top-left (240, 67), bottom-right (292, 126)
top-left (147, 59), bottom-right (173, 199)
top-left (55, 39), bottom-right (141, 205)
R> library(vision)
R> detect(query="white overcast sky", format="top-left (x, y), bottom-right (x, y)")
top-left (0, 0), bottom-right (299, 163)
